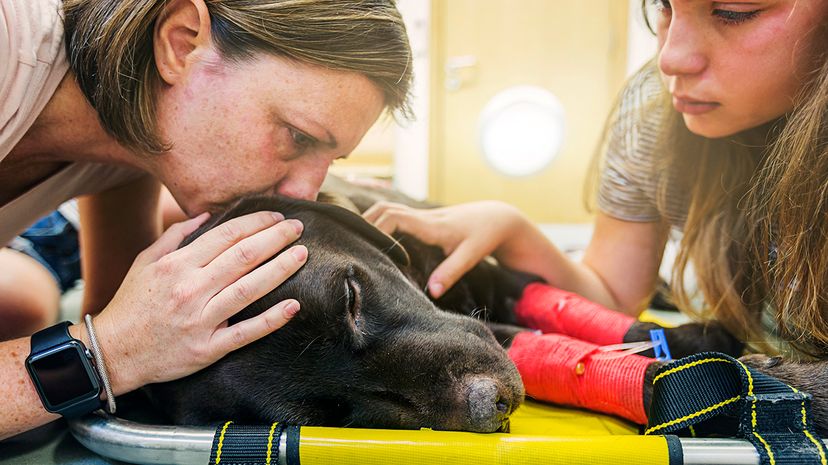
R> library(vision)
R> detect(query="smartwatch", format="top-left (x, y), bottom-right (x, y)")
top-left (25, 321), bottom-right (103, 418)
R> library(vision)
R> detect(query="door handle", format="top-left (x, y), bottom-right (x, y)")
top-left (445, 55), bottom-right (478, 92)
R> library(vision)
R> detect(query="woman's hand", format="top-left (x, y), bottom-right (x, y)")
top-left (89, 211), bottom-right (307, 394)
top-left (363, 200), bottom-right (529, 298)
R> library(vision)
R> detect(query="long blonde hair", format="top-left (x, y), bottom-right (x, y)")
top-left (62, 0), bottom-right (413, 153)
top-left (591, 8), bottom-right (828, 357)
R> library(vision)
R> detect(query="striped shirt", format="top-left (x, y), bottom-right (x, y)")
top-left (597, 64), bottom-right (690, 229)
top-left (596, 68), bottom-right (802, 357)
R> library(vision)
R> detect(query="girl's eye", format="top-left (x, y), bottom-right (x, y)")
top-left (649, 0), bottom-right (672, 26)
top-left (651, 0), bottom-right (760, 26)
top-left (712, 8), bottom-right (761, 25)
top-left (654, 0), bottom-right (671, 13)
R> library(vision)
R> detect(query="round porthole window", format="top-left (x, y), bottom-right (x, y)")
top-left (478, 86), bottom-right (566, 177)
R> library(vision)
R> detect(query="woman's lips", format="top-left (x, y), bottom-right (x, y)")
top-left (672, 96), bottom-right (721, 115)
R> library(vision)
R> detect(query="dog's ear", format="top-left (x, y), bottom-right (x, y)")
top-left (179, 194), bottom-right (410, 268)
top-left (307, 201), bottom-right (411, 268)
top-left (178, 196), bottom-right (283, 249)
top-left (317, 192), bottom-right (360, 214)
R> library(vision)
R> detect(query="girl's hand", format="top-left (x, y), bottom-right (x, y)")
top-left (89, 211), bottom-right (307, 393)
top-left (363, 200), bottom-right (528, 298)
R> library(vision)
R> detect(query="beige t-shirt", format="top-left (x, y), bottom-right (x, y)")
top-left (0, 0), bottom-right (141, 245)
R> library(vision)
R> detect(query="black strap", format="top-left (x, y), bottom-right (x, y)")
top-left (665, 434), bottom-right (684, 465)
top-left (30, 321), bottom-right (73, 352)
top-left (209, 421), bottom-right (295, 465)
top-left (645, 352), bottom-right (826, 465)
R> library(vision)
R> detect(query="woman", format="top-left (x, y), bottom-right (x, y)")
top-left (366, 0), bottom-right (828, 368)
top-left (0, 0), bottom-right (411, 439)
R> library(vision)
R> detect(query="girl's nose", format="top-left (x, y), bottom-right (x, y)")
top-left (658, 15), bottom-right (708, 78)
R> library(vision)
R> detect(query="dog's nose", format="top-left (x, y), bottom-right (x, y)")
top-left (464, 376), bottom-right (515, 432)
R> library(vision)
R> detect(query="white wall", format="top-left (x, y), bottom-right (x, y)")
top-left (626, 0), bottom-right (658, 76)
top-left (393, 0), bottom-right (431, 200)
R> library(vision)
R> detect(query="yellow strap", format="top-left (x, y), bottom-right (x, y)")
top-left (215, 421), bottom-right (233, 465)
top-left (645, 395), bottom-right (741, 435)
top-left (267, 422), bottom-right (279, 465)
top-left (752, 431), bottom-right (776, 465)
top-left (652, 358), bottom-right (731, 384)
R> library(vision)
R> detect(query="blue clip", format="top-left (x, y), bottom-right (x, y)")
top-left (649, 329), bottom-right (672, 361)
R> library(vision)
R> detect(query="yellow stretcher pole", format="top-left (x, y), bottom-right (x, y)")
top-left (298, 427), bottom-right (672, 465)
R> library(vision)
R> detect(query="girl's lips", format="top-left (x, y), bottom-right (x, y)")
top-left (672, 96), bottom-right (721, 115)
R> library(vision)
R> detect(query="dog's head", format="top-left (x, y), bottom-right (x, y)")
top-left (152, 195), bottom-right (523, 432)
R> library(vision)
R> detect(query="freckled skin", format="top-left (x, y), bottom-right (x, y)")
top-left (656, 0), bottom-right (828, 138)
top-left (153, 51), bottom-right (385, 214)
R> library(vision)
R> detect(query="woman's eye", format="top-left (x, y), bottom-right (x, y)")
top-left (289, 128), bottom-right (316, 151)
top-left (712, 8), bottom-right (760, 25)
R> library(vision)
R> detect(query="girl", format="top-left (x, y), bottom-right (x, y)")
top-left (365, 0), bottom-right (828, 424)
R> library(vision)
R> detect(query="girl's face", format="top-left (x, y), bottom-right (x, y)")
top-left (154, 51), bottom-right (385, 215)
top-left (654, 0), bottom-right (826, 138)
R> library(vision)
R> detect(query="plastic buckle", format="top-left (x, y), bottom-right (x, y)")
top-left (649, 329), bottom-right (672, 361)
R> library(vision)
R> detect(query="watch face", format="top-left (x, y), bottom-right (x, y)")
top-left (27, 342), bottom-right (99, 409)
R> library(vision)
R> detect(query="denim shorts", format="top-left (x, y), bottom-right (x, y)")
top-left (8, 210), bottom-right (81, 293)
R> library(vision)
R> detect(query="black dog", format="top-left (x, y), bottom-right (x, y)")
top-left (147, 180), bottom-right (746, 432)
top-left (148, 194), bottom-right (527, 432)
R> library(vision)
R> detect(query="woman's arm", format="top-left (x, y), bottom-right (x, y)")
top-left (581, 212), bottom-right (671, 315)
top-left (78, 174), bottom-right (162, 314)
top-left (2, 201), bottom-right (308, 440)
top-left (0, 324), bottom-right (95, 440)
top-left (365, 201), bottom-right (668, 316)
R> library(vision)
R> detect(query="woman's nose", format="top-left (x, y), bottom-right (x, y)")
top-left (276, 181), bottom-right (319, 201)
top-left (275, 161), bottom-right (329, 201)
top-left (658, 16), bottom-right (708, 78)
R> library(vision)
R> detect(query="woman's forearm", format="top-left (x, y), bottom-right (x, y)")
top-left (1, 334), bottom-right (67, 440)
top-left (494, 219), bottom-right (620, 309)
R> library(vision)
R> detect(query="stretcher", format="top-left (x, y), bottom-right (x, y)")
top-left (65, 399), bottom-right (816, 465)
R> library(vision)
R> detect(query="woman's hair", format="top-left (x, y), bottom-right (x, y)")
top-left (62, 0), bottom-right (413, 153)
top-left (745, 57), bottom-right (828, 357)
top-left (590, 3), bottom-right (828, 357)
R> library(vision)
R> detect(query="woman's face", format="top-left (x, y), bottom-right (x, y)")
top-left (154, 51), bottom-right (385, 215)
top-left (654, 0), bottom-right (826, 138)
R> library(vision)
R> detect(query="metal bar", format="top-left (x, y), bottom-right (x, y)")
top-left (68, 412), bottom-right (215, 465)
top-left (681, 438), bottom-right (766, 465)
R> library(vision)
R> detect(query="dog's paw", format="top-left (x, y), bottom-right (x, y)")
top-left (665, 321), bottom-right (744, 358)
top-left (739, 353), bottom-right (784, 371)
top-left (626, 321), bottom-right (744, 359)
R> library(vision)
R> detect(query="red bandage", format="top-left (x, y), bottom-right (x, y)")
top-left (508, 331), bottom-right (652, 424)
top-left (514, 283), bottom-right (635, 345)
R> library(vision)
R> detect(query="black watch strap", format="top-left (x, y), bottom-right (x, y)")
top-left (28, 321), bottom-right (104, 418)
top-left (30, 321), bottom-right (73, 353)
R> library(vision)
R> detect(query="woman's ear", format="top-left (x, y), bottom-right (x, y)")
top-left (153, 0), bottom-right (213, 85)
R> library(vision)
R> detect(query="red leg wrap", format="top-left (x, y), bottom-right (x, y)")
top-left (514, 283), bottom-right (635, 345)
top-left (508, 331), bottom-right (651, 424)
